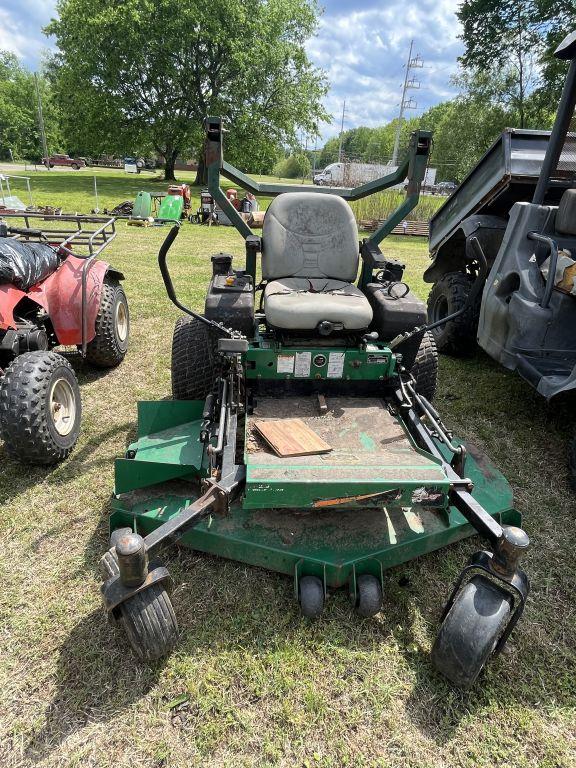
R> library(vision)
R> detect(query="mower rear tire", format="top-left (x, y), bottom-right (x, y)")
top-left (171, 315), bottom-right (220, 400)
top-left (298, 576), bottom-right (324, 618)
top-left (427, 272), bottom-right (481, 356)
top-left (354, 574), bottom-right (383, 618)
top-left (85, 277), bottom-right (129, 367)
top-left (119, 583), bottom-right (178, 661)
top-left (0, 351), bottom-right (81, 465)
top-left (410, 331), bottom-right (438, 402)
top-left (431, 575), bottom-right (513, 688)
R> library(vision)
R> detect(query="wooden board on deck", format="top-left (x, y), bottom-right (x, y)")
top-left (253, 418), bottom-right (332, 457)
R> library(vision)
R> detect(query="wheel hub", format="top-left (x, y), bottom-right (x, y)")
top-left (49, 377), bottom-right (77, 436)
top-left (115, 300), bottom-right (128, 342)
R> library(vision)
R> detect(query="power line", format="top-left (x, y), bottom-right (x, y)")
top-left (34, 73), bottom-right (49, 166)
top-left (391, 41), bottom-right (423, 165)
top-left (337, 100), bottom-right (346, 162)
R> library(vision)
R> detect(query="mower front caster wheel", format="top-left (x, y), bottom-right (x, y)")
top-left (119, 583), bottom-right (178, 662)
top-left (431, 575), bottom-right (513, 688)
top-left (353, 574), bottom-right (383, 617)
top-left (298, 576), bottom-right (324, 618)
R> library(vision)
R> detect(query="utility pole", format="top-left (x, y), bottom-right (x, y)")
top-left (34, 73), bottom-right (49, 167)
top-left (337, 100), bottom-right (346, 162)
top-left (391, 41), bottom-right (423, 166)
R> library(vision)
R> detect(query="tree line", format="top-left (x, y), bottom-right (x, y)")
top-left (316, 1), bottom-right (575, 182)
top-left (0, 0), bottom-right (574, 182)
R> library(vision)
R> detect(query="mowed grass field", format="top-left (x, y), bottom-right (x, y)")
top-left (1, 170), bottom-right (575, 768)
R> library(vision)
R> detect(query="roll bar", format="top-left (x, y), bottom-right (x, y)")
top-left (204, 116), bottom-right (432, 248)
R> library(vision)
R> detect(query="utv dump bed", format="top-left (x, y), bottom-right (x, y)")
top-left (428, 129), bottom-right (574, 279)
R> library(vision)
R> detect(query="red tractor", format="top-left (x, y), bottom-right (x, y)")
top-left (0, 214), bottom-right (129, 464)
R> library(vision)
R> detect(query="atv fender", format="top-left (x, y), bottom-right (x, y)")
top-left (0, 256), bottom-right (121, 346)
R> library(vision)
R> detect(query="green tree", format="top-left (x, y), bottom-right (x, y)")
top-left (457, 0), bottom-right (543, 128)
top-left (0, 53), bottom-right (61, 161)
top-left (46, 0), bottom-right (328, 181)
top-left (273, 152), bottom-right (311, 178)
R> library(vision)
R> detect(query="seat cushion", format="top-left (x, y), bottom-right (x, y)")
top-left (264, 278), bottom-right (373, 330)
top-left (262, 193), bottom-right (359, 281)
top-left (556, 189), bottom-right (576, 236)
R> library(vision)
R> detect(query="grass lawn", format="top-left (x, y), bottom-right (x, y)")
top-left (1, 171), bottom-right (575, 768)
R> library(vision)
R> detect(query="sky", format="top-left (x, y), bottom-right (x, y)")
top-left (0, 0), bottom-right (464, 143)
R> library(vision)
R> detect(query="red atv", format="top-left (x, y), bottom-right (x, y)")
top-left (0, 214), bottom-right (129, 464)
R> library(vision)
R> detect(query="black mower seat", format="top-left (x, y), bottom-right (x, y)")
top-left (261, 192), bottom-right (372, 331)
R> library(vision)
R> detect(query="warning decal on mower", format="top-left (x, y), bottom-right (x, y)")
top-left (327, 352), bottom-right (345, 378)
top-left (277, 355), bottom-right (295, 374)
top-left (294, 351), bottom-right (311, 377)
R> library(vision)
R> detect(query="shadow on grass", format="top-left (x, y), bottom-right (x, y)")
top-left (23, 607), bottom-right (166, 763)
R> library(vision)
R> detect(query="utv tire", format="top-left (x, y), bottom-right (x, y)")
top-left (431, 575), bottom-right (512, 688)
top-left (410, 331), bottom-right (438, 402)
top-left (0, 351), bottom-right (81, 465)
top-left (427, 272), bottom-right (481, 355)
top-left (85, 277), bottom-right (129, 367)
top-left (171, 315), bottom-right (220, 400)
top-left (119, 584), bottom-right (179, 661)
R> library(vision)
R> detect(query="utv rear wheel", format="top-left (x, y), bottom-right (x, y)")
top-left (431, 575), bottom-right (512, 688)
top-left (171, 315), bottom-right (220, 400)
top-left (85, 277), bottom-right (129, 367)
top-left (119, 584), bottom-right (178, 661)
top-left (427, 272), bottom-right (481, 355)
top-left (0, 351), bottom-right (81, 464)
top-left (410, 331), bottom-right (438, 402)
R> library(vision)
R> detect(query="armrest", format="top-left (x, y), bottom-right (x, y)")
top-left (246, 235), bottom-right (261, 253)
top-left (360, 240), bottom-right (405, 281)
top-left (360, 240), bottom-right (387, 269)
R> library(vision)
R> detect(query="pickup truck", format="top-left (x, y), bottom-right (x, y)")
top-left (42, 154), bottom-right (86, 170)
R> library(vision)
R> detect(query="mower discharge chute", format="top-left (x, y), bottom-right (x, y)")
top-left (100, 118), bottom-right (530, 688)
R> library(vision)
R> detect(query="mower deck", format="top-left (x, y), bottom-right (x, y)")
top-left (245, 396), bottom-right (447, 509)
top-left (110, 403), bottom-right (519, 589)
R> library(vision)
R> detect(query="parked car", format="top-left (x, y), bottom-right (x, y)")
top-left (435, 180), bottom-right (458, 195)
top-left (42, 154), bottom-right (86, 170)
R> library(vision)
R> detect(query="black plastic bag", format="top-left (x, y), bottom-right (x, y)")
top-left (0, 238), bottom-right (61, 290)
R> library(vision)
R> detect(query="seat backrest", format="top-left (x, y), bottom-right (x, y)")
top-left (556, 188), bottom-right (576, 235)
top-left (261, 192), bottom-right (359, 281)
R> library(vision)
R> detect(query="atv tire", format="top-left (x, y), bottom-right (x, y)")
top-left (0, 351), bottom-right (82, 464)
top-left (171, 315), bottom-right (220, 400)
top-left (410, 331), bottom-right (438, 402)
top-left (427, 271), bottom-right (481, 355)
top-left (85, 277), bottom-right (129, 367)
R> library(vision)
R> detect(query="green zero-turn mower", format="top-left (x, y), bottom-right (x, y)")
top-left (100, 117), bottom-right (530, 688)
